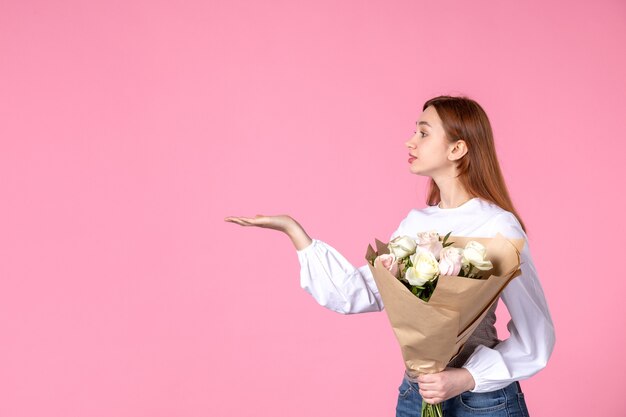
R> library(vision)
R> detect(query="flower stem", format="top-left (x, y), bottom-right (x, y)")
top-left (421, 402), bottom-right (443, 417)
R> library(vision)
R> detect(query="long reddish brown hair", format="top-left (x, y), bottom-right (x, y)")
top-left (423, 95), bottom-right (527, 233)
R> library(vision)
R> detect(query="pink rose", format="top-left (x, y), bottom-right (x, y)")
top-left (415, 231), bottom-right (443, 259)
top-left (375, 254), bottom-right (399, 277)
top-left (438, 246), bottom-right (464, 276)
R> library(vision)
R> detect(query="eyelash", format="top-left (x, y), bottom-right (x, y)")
top-left (413, 131), bottom-right (427, 138)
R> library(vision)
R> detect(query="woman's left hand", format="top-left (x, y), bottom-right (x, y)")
top-left (417, 368), bottom-right (476, 404)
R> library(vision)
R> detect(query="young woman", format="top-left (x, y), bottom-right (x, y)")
top-left (225, 95), bottom-right (555, 417)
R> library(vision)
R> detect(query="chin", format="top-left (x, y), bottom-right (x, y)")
top-left (410, 169), bottom-right (430, 178)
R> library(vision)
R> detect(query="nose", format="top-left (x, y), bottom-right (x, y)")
top-left (405, 135), bottom-right (416, 149)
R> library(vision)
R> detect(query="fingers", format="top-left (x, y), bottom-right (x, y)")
top-left (419, 387), bottom-right (437, 397)
top-left (224, 215), bottom-right (276, 229)
top-left (416, 379), bottom-right (438, 393)
top-left (224, 216), bottom-right (257, 226)
top-left (417, 376), bottom-right (443, 405)
top-left (417, 374), bottom-right (437, 384)
top-left (419, 388), bottom-right (443, 405)
top-left (421, 396), bottom-right (443, 405)
top-left (224, 214), bottom-right (293, 233)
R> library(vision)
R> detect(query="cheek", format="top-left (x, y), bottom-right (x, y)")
top-left (422, 144), bottom-right (447, 159)
top-left (436, 144), bottom-right (452, 159)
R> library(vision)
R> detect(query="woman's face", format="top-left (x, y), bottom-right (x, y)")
top-left (405, 105), bottom-right (458, 178)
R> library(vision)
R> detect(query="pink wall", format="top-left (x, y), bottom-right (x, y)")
top-left (1, 1), bottom-right (625, 416)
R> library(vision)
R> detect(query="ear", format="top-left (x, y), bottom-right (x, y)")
top-left (448, 139), bottom-right (468, 161)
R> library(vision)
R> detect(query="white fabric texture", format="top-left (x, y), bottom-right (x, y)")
top-left (296, 197), bottom-right (555, 393)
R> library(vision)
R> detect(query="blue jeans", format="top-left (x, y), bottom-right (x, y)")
top-left (396, 373), bottom-right (531, 417)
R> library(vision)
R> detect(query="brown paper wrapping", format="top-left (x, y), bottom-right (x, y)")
top-left (365, 233), bottom-right (524, 380)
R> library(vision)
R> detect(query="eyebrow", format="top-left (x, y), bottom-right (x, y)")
top-left (416, 121), bottom-right (431, 127)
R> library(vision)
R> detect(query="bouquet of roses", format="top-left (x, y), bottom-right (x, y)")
top-left (372, 231), bottom-right (496, 302)
top-left (365, 232), bottom-right (524, 417)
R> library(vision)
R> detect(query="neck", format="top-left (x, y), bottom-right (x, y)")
top-left (435, 177), bottom-right (473, 209)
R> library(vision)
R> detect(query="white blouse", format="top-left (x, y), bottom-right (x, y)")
top-left (296, 197), bottom-right (555, 393)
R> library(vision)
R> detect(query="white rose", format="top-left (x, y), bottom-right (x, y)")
top-left (406, 251), bottom-right (440, 286)
top-left (388, 235), bottom-right (417, 259)
top-left (438, 246), bottom-right (464, 275)
top-left (462, 241), bottom-right (493, 271)
top-left (415, 231), bottom-right (443, 259)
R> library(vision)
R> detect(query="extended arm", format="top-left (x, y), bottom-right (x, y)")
top-left (296, 213), bottom-right (411, 314)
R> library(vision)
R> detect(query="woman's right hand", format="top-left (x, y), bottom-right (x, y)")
top-left (224, 214), bottom-right (313, 251)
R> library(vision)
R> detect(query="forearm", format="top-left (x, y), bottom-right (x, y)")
top-left (287, 220), bottom-right (313, 251)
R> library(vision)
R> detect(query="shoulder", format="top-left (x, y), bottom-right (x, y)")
top-left (487, 209), bottom-right (526, 240)
top-left (463, 199), bottom-right (526, 239)
top-left (392, 208), bottom-right (420, 235)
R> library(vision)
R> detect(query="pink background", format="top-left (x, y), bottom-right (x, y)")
top-left (1, 1), bottom-right (625, 416)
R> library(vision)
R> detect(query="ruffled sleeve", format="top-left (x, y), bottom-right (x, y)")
top-left (297, 239), bottom-right (383, 314)
top-left (462, 212), bottom-right (556, 392)
top-left (296, 211), bottom-right (411, 314)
